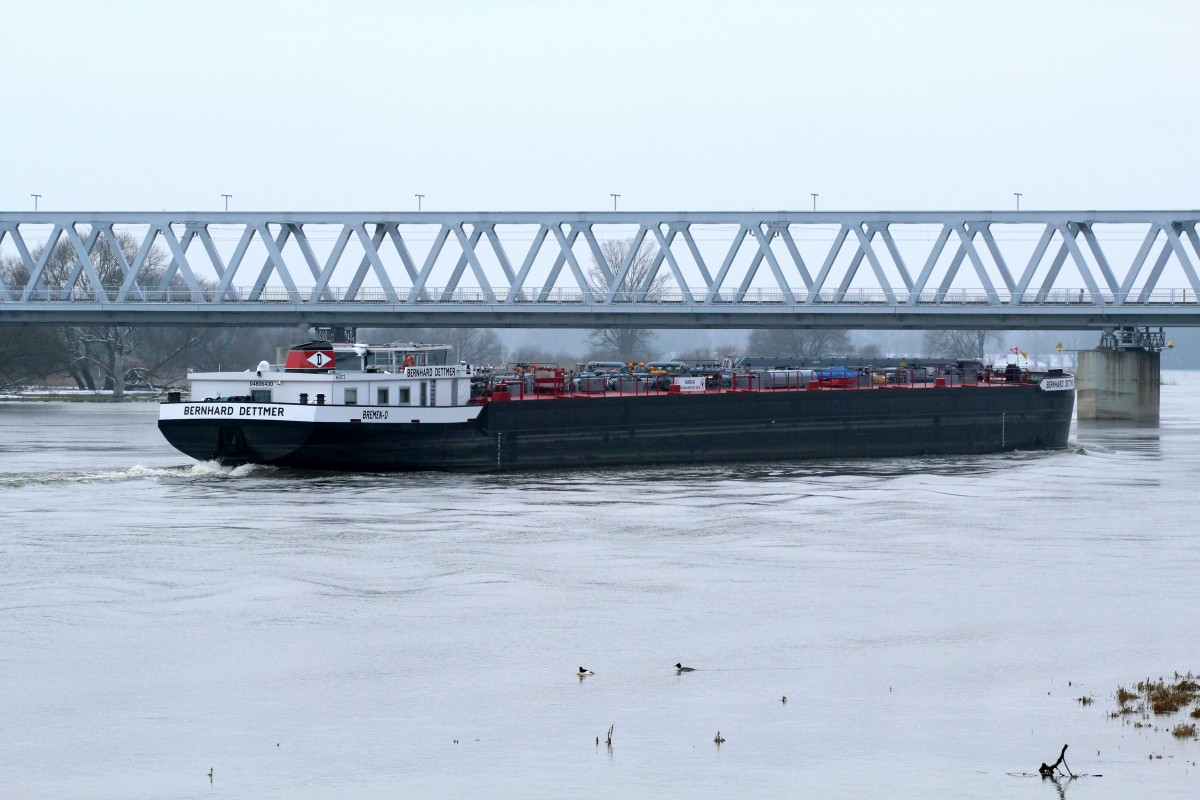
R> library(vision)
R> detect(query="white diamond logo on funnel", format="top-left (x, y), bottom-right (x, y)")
top-left (307, 352), bottom-right (330, 368)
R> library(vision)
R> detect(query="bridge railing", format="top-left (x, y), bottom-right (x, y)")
top-left (12, 285), bottom-right (1200, 306)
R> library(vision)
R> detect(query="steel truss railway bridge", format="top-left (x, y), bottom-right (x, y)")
top-left (3, 211), bottom-right (1200, 329)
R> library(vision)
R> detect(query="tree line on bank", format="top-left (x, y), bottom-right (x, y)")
top-left (0, 319), bottom-right (304, 397)
top-left (0, 234), bottom-right (307, 395)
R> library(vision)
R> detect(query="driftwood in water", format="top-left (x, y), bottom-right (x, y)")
top-left (1039, 744), bottom-right (1075, 778)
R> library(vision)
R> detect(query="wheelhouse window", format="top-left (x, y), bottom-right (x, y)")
top-left (377, 387), bottom-right (389, 405)
top-left (345, 388), bottom-right (358, 406)
top-left (250, 389), bottom-right (271, 403)
top-left (398, 387), bottom-right (411, 405)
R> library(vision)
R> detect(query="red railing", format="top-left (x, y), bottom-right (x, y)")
top-left (474, 368), bottom-right (1034, 403)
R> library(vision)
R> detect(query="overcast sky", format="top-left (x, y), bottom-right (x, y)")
top-left (3, 0), bottom-right (1197, 213)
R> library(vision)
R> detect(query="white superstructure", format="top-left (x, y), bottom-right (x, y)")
top-left (182, 341), bottom-right (476, 414)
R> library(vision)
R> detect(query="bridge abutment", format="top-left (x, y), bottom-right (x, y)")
top-left (1076, 329), bottom-right (1162, 421)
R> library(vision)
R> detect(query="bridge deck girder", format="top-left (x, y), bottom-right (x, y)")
top-left (4, 301), bottom-right (1200, 330)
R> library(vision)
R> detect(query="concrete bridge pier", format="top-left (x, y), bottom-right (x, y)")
top-left (1076, 328), bottom-right (1164, 421)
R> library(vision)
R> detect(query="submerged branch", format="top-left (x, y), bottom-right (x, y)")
top-left (1039, 744), bottom-right (1075, 778)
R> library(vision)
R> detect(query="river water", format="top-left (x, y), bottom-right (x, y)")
top-left (2, 378), bottom-right (1198, 799)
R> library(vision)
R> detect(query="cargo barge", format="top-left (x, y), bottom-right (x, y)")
top-left (158, 341), bottom-right (1076, 472)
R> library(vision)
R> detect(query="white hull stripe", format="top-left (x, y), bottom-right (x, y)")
top-left (1039, 376), bottom-right (1075, 391)
top-left (160, 403), bottom-right (482, 424)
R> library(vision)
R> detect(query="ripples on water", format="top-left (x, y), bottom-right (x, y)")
top-left (2, 383), bottom-right (1199, 799)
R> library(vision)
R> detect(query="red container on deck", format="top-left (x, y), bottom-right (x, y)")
top-left (532, 367), bottom-right (564, 395)
top-left (491, 385), bottom-right (511, 401)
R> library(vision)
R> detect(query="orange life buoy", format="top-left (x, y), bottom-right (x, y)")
top-left (403, 355), bottom-right (415, 368)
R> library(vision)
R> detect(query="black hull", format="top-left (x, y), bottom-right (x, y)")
top-left (158, 386), bottom-right (1075, 472)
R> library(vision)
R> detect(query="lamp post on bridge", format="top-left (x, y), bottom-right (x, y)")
top-left (1014, 192), bottom-right (1022, 211)
top-left (415, 194), bottom-right (425, 211)
top-left (31, 194), bottom-right (41, 211)
top-left (811, 193), bottom-right (818, 211)
top-left (610, 193), bottom-right (620, 211)
top-left (221, 194), bottom-right (232, 211)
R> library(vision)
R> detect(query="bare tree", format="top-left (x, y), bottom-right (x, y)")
top-left (857, 342), bottom-right (883, 358)
top-left (126, 327), bottom-right (222, 390)
top-left (176, 326), bottom-right (308, 375)
top-left (676, 341), bottom-right (742, 362)
top-left (587, 238), bottom-right (667, 361)
top-left (2, 239), bottom-right (150, 392)
top-left (747, 328), bottom-right (853, 357)
top-left (0, 256), bottom-right (77, 392)
top-left (506, 344), bottom-right (581, 368)
top-left (922, 329), bottom-right (993, 360)
top-left (38, 233), bottom-right (169, 396)
top-left (440, 328), bottom-right (504, 365)
top-left (2, 232), bottom-right (237, 395)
